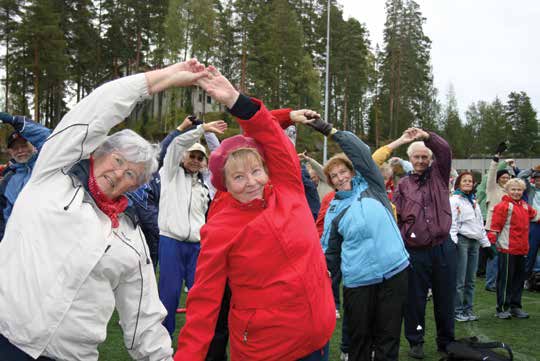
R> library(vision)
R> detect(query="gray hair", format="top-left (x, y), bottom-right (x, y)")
top-left (406, 141), bottom-right (433, 158)
top-left (93, 129), bottom-right (159, 185)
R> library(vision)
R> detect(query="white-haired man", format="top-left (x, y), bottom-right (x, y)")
top-left (393, 128), bottom-right (455, 359)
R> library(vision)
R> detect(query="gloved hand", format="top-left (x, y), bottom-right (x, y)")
top-left (495, 141), bottom-right (507, 155)
top-left (0, 112), bottom-right (14, 123)
top-left (188, 115), bottom-right (203, 126)
top-left (484, 244), bottom-right (497, 259)
top-left (306, 117), bottom-right (333, 136)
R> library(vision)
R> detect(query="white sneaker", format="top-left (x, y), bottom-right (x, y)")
top-left (336, 309), bottom-right (341, 319)
top-left (340, 352), bottom-right (349, 361)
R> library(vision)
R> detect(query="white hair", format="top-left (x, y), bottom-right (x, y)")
top-left (407, 141), bottom-right (433, 158)
top-left (93, 129), bottom-right (159, 184)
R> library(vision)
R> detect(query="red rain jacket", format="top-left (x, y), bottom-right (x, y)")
top-left (490, 195), bottom-right (539, 255)
top-left (175, 100), bottom-right (335, 361)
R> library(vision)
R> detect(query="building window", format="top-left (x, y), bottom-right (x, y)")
top-left (207, 95), bottom-right (212, 104)
top-left (198, 93), bottom-right (203, 102)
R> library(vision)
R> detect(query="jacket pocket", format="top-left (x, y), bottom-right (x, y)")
top-left (231, 307), bottom-right (257, 345)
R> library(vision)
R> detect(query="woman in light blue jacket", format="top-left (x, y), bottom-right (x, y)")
top-left (313, 120), bottom-right (411, 361)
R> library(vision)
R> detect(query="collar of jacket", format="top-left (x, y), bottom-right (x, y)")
top-left (410, 166), bottom-right (432, 185)
top-left (335, 176), bottom-right (364, 200)
top-left (67, 159), bottom-right (140, 227)
top-left (501, 194), bottom-right (524, 206)
top-left (453, 189), bottom-right (476, 205)
top-left (229, 183), bottom-right (273, 210)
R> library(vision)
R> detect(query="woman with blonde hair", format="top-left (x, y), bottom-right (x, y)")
top-left (175, 67), bottom-right (335, 361)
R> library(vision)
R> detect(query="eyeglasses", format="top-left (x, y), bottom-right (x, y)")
top-left (112, 153), bottom-right (140, 184)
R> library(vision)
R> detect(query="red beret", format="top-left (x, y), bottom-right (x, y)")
top-left (209, 135), bottom-right (265, 192)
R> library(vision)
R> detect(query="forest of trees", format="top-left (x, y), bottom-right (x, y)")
top-left (0, 0), bottom-right (538, 158)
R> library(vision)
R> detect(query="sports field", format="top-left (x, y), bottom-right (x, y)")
top-left (98, 280), bottom-right (540, 360)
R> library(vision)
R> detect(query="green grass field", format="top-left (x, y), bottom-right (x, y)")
top-left (98, 279), bottom-right (540, 360)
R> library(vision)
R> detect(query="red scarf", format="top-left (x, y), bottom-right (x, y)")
top-left (88, 156), bottom-right (128, 228)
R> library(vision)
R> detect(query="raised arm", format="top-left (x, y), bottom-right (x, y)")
top-left (332, 131), bottom-right (386, 195)
top-left (31, 60), bottom-right (208, 183)
top-left (303, 155), bottom-right (326, 182)
top-left (0, 113), bottom-right (51, 150)
top-left (197, 66), bottom-right (310, 190)
top-left (161, 122), bottom-right (226, 183)
top-left (422, 130), bottom-right (452, 182)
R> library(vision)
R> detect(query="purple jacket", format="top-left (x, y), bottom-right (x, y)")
top-left (393, 132), bottom-right (452, 248)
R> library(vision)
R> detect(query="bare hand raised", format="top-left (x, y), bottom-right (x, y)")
top-left (290, 109), bottom-right (321, 124)
top-left (202, 120), bottom-right (228, 134)
top-left (197, 67), bottom-right (239, 108)
top-left (146, 58), bottom-right (208, 94)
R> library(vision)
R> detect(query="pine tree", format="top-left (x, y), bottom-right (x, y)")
top-left (440, 85), bottom-right (464, 157)
top-left (379, 0), bottom-right (434, 139)
top-left (0, 0), bottom-right (22, 111)
top-left (11, 0), bottom-right (68, 123)
top-left (506, 91), bottom-right (539, 157)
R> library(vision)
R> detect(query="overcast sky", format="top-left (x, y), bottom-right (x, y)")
top-left (340, 0), bottom-right (540, 118)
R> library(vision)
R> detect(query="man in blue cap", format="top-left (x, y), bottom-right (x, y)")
top-left (0, 112), bottom-right (51, 239)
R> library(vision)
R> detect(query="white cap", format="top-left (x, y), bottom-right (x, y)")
top-left (187, 142), bottom-right (207, 158)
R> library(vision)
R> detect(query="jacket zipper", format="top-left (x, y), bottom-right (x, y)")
top-left (113, 231), bottom-right (144, 349)
top-left (242, 311), bottom-right (256, 344)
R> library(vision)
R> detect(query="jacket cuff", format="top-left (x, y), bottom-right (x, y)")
top-left (228, 94), bottom-right (260, 120)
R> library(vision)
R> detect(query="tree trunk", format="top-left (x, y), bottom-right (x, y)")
top-left (135, 30), bottom-right (142, 72)
top-left (240, 30), bottom-right (247, 92)
top-left (343, 66), bottom-right (349, 131)
top-left (394, 49), bottom-right (401, 138)
top-left (4, 32), bottom-right (9, 110)
top-left (33, 45), bottom-right (40, 121)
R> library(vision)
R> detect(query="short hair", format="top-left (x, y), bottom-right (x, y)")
top-left (504, 178), bottom-right (526, 191)
top-left (223, 148), bottom-right (267, 186)
top-left (323, 153), bottom-right (354, 186)
top-left (379, 162), bottom-right (393, 179)
top-left (93, 129), bottom-right (159, 185)
top-left (406, 141), bottom-right (433, 158)
top-left (455, 171), bottom-right (474, 190)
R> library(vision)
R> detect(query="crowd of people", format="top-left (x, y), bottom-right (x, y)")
top-left (0, 59), bottom-right (539, 361)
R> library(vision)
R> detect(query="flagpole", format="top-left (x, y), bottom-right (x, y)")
top-left (323, 0), bottom-right (331, 163)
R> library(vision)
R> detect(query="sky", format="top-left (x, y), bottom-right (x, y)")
top-left (340, 0), bottom-right (540, 118)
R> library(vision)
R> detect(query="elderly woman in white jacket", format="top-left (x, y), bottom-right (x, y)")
top-left (0, 60), bottom-right (208, 361)
top-left (450, 171), bottom-right (495, 323)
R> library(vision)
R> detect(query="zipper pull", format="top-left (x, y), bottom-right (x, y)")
top-left (243, 331), bottom-right (248, 344)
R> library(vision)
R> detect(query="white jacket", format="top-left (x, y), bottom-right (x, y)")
top-left (450, 193), bottom-right (490, 247)
top-left (0, 74), bottom-right (172, 361)
top-left (158, 126), bottom-right (210, 242)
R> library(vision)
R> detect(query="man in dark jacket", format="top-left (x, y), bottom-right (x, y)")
top-left (393, 128), bottom-right (455, 359)
top-left (0, 112), bottom-right (51, 240)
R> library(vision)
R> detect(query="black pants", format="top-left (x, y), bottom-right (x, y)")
top-left (0, 334), bottom-right (55, 361)
top-left (343, 268), bottom-right (408, 361)
top-left (404, 238), bottom-right (457, 350)
top-left (205, 283), bottom-right (231, 361)
top-left (496, 253), bottom-right (526, 312)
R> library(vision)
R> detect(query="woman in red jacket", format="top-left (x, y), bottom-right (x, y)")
top-left (489, 178), bottom-right (540, 319)
top-left (174, 67), bottom-right (335, 361)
